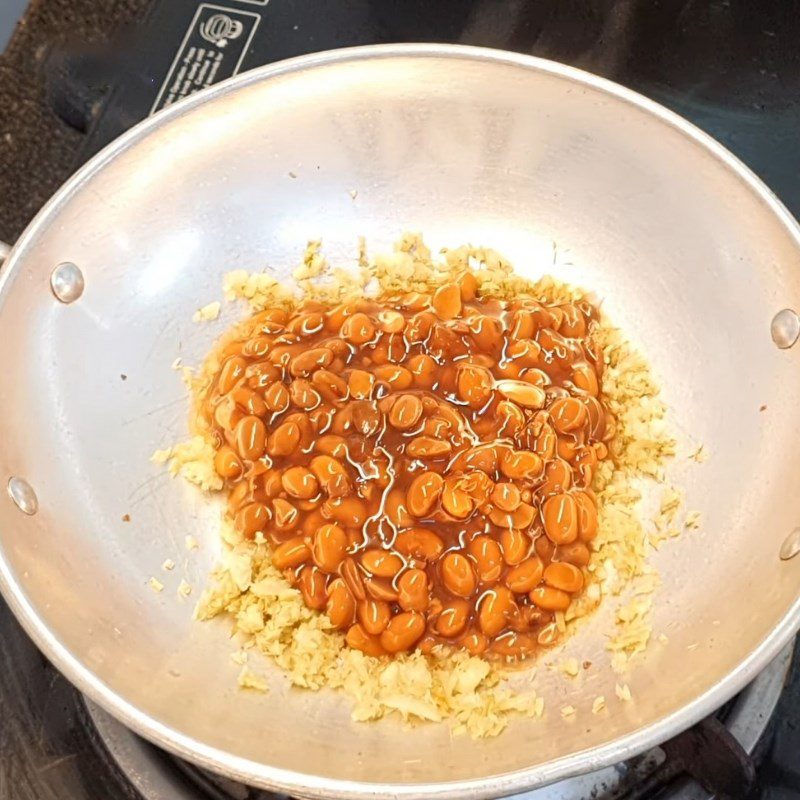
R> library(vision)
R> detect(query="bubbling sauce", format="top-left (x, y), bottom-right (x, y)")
top-left (199, 275), bottom-right (614, 660)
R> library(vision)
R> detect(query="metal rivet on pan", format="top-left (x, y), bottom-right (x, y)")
top-left (770, 309), bottom-right (800, 349)
top-left (780, 528), bottom-right (800, 561)
top-left (50, 262), bottom-right (85, 304)
top-left (6, 477), bottom-right (38, 516)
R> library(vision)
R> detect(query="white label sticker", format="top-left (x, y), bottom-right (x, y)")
top-left (150, 3), bottom-right (261, 115)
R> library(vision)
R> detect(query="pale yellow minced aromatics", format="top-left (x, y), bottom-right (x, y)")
top-left (238, 665), bottom-right (269, 693)
top-left (152, 436), bottom-right (223, 493)
top-left (685, 511), bottom-right (702, 530)
top-left (648, 485), bottom-right (684, 549)
top-left (564, 321), bottom-right (675, 674)
top-left (559, 658), bottom-right (581, 678)
top-left (615, 683), bottom-right (633, 702)
top-left (192, 301), bottom-right (222, 323)
top-left (163, 234), bottom-right (678, 736)
top-left (196, 520), bottom-right (544, 737)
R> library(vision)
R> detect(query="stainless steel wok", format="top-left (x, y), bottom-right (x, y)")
top-left (1, 44), bottom-right (799, 799)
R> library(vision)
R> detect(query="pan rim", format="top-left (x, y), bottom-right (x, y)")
top-left (1, 42), bottom-right (799, 799)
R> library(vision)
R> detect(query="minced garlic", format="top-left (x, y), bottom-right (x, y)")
top-left (156, 234), bottom-right (682, 737)
top-left (192, 301), bottom-right (221, 323)
top-left (592, 696), bottom-right (606, 714)
top-left (615, 683), bottom-right (632, 702)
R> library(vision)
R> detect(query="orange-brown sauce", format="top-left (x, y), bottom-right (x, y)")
top-left (199, 274), bottom-right (614, 660)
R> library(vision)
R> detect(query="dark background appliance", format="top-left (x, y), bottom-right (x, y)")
top-left (0, 2), bottom-right (799, 798)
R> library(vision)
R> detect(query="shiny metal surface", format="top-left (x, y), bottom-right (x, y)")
top-left (780, 528), bottom-right (800, 561)
top-left (6, 477), bottom-right (39, 516)
top-left (49, 261), bottom-right (85, 304)
top-left (770, 308), bottom-right (800, 349)
top-left (85, 643), bottom-right (794, 800)
top-left (1, 44), bottom-right (800, 799)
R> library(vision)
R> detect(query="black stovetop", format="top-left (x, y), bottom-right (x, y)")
top-left (39, 0), bottom-right (800, 216)
top-left (2, 1), bottom-right (800, 798)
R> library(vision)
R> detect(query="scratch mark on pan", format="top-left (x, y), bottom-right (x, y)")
top-left (122, 395), bottom-right (187, 426)
top-left (128, 473), bottom-right (168, 503)
top-left (144, 318), bottom-right (175, 363)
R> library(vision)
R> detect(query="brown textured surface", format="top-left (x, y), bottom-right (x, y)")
top-left (0, 0), bottom-right (152, 244)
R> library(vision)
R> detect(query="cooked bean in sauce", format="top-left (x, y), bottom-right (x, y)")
top-left (200, 276), bottom-right (614, 660)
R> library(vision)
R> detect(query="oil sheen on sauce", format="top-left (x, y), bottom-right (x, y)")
top-left (199, 276), bottom-right (613, 661)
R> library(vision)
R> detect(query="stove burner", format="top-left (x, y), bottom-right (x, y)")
top-left (83, 643), bottom-right (792, 800)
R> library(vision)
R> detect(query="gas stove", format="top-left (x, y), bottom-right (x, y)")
top-left (1, 2), bottom-right (800, 799)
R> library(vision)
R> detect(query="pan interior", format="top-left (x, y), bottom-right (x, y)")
top-left (1, 49), bottom-right (799, 795)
